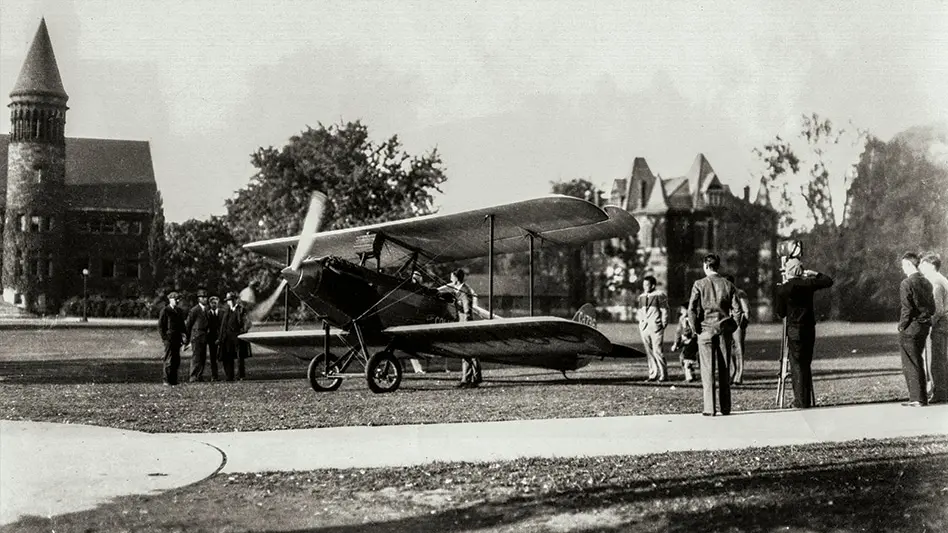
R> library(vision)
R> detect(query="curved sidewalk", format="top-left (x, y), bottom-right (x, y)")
top-left (182, 402), bottom-right (948, 472)
top-left (2, 402), bottom-right (947, 525)
top-left (0, 421), bottom-right (224, 526)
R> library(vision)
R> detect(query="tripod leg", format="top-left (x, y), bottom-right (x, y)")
top-left (712, 337), bottom-right (718, 416)
top-left (776, 318), bottom-right (788, 408)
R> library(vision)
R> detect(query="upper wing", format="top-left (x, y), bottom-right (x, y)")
top-left (385, 317), bottom-right (644, 371)
top-left (244, 195), bottom-right (639, 264)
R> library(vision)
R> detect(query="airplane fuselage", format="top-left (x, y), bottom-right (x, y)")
top-left (289, 256), bottom-right (457, 341)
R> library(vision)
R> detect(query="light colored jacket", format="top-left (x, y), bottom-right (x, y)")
top-left (924, 270), bottom-right (948, 332)
top-left (637, 290), bottom-right (668, 333)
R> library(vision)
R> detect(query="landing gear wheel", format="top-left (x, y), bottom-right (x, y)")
top-left (366, 351), bottom-right (402, 393)
top-left (308, 353), bottom-right (343, 392)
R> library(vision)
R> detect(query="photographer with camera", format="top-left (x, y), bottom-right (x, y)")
top-left (775, 257), bottom-right (833, 408)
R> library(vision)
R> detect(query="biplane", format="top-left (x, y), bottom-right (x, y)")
top-left (240, 193), bottom-right (646, 393)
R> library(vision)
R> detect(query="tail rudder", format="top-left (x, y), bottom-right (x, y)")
top-left (572, 303), bottom-right (597, 328)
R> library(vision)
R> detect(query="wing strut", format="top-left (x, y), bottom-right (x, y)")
top-left (528, 233), bottom-right (534, 317)
top-left (284, 246), bottom-right (292, 331)
top-left (487, 214), bottom-right (494, 318)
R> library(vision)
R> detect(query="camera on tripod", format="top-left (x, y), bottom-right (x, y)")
top-left (777, 240), bottom-right (803, 283)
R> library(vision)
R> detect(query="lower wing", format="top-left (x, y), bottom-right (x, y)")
top-left (386, 317), bottom-right (645, 371)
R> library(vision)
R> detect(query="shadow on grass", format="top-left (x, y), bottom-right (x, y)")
top-left (277, 454), bottom-right (948, 533)
top-left (0, 354), bottom-right (309, 384)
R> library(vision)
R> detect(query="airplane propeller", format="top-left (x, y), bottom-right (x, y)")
top-left (249, 191), bottom-right (328, 322)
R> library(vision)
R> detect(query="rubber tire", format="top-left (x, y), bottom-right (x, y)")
top-left (366, 351), bottom-right (402, 393)
top-left (307, 353), bottom-right (343, 392)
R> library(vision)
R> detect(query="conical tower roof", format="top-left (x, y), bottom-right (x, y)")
top-left (10, 19), bottom-right (68, 101)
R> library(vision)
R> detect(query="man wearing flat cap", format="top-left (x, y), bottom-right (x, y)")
top-left (775, 258), bottom-right (833, 408)
top-left (185, 288), bottom-right (211, 382)
top-left (158, 291), bottom-right (187, 385)
top-left (219, 291), bottom-right (249, 381)
top-left (207, 295), bottom-right (223, 381)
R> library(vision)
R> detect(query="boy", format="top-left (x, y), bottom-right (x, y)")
top-left (670, 304), bottom-right (699, 382)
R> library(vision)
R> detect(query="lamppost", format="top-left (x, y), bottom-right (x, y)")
top-left (81, 268), bottom-right (89, 322)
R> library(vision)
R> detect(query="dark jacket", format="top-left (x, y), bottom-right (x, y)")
top-left (688, 273), bottom-right (744, 336)
top-left (776, 273), bottom-right (834, 329)
top-left (207, 307), bottom-right (222, 346)
top-left (158, 304), bottom-right (186, 345)
top-left (219, 303), bottom-right (248, 345)
top-left (899, 272), bottom-right (935, 335)
top-left (185, 304), bottom-right (210, 344)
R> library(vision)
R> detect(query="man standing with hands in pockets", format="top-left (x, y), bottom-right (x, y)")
top-left (638, 275), bottom-right (669, 382)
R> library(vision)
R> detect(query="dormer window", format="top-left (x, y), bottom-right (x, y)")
top-left (640, 182), bottom-right (647, 208)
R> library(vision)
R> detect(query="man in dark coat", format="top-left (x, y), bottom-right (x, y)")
top-left (158, 292), bottom-right (187, 385)
top-left (688, 253), bottom-right (744, 416)
top-left (185, 288), bottom-right (211, 382)
top-left (898, 252), bottom-right (936, 406)
top-left (219, 291), bottom-right (248, 381)
top-left (775, 258), bottom-right (834, 408)
top-left (207, 295), bottom-right (223, 381)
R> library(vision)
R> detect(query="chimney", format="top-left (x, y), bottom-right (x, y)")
top-left (743, 185), bottom-right (750, 202)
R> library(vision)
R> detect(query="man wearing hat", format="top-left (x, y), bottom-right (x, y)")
top-left (158, 292), bottom-right (187, 385)
top-left (775, 258), bottom-right (834, 408)
top-left (185, 288), bottom-right (212, 382)
top-left (219, 291), bottom-right (248, 381)
top-left (207, 295), bottom-right (223, 381)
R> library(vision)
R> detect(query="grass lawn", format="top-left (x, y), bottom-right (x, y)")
top-left (0, 321), bottom-right (910, 432)
top-left (2, 321), bottom-right (944, 532)
top-left (7, 436), bottom-right (947, 532)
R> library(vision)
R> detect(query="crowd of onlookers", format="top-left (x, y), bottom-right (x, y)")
top-left (637, 250), bottom-right (947, 415)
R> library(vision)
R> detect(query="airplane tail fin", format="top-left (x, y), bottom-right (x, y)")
top-left (571, 303), bottom-right (598, 328)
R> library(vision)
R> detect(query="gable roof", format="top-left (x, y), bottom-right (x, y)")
top-left (0, 134), bottom-right (157, 211)
top-left (11, 19), bottom-right (67, 101)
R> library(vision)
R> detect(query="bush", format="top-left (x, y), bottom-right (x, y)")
top-left (59, 295), bottom-right (163, 319)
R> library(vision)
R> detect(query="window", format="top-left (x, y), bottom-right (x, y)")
top-left (131, 221), bottom-right (143, 235)
top-left (47, 255), bottom-right (54, 278)
top-left (13, 293), bottom-right (21, 305)
top-left (14, 249), bottom-right (22, 277)
top-left (125, 257), bottom-right (140, 279)
top-left (18, 215), bottom-right (26, 232)
top-left (101, 258), bottom-right (115, 278)
top-left (100, 220), bottom-right (115, 234)
top-left (34, 165), bottom-right (44, 183)
top-left (30, 215), bottom-right (41, 233)
top-left (116, 220), bottom-right (129, 234)
top-left (43, 217), bottom-right (53, 232)
top-left (640, 182), bottom-right (647, 208)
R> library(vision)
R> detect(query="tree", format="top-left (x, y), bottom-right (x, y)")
top-left (753, 113), bottom-right (868, 234)
top-left (834, 130), bottom-right (948, 320)
top-left (227, 120), bottom-right (447, 244)
top-left (225, 120), bottom-right (448, 302)
top-left (148, 190), bottom-right (167, 293)
top-left (163, 216), bottom-right (241, 297)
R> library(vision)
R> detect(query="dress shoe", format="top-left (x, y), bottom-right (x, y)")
top-left (901, 401), bottom-right (925, 407)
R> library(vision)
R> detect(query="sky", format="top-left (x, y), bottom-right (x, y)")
top-left (1, 0), bottom-right (946, 223)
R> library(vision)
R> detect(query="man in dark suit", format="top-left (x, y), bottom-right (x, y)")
top-left (898, 252), bottom-right (936, 407)
top-left (688, 253), bottom-right (744, 416)
top-left (207, 295), bottom-right (223, 381)
top-left (158, 292), bottom-right (187, 385)
top-left (185, 288), bottom-right (211, 382)
top-left (219, 291), bottom-right (247, 381)
top-left (775, 258), bottom-right (834, 408)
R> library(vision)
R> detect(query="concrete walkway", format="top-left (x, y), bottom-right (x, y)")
top-left (2, 403), bottom-right (947, 525)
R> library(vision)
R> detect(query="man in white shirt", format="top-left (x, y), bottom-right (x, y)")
top-left (637, 275), bottom-right (669, 382)
top-left (920, 252), bottom-right (948, 403)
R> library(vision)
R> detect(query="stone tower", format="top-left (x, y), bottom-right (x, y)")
top-left (2, 19), bottom-right (69, 313)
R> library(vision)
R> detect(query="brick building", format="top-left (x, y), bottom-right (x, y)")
top-left (1, 19), bottom-right (158, 314)
top-left (608, 154), bottom-right (779, 319)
